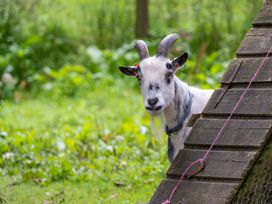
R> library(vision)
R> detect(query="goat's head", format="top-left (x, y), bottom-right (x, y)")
top-left (119, 34), bottom-right (188, 116)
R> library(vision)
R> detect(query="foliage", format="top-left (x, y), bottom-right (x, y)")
top-left (0, 82), bottom-right (168, 203)
top-left (0, 84), bottom-right (168, 183)
top-left (0, 0), bottom-right (266, 203)
top-left (150, 0), bottom-right (262, 54)
top-left (0, 0), bottom-right (78, 93)
top-left (33, 65), bottom-right (93, 97)
top-left (0, 0), bottom-right (263, 99)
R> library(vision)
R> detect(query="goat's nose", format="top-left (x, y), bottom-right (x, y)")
top-left (148, 97), bottom-right (158, 106)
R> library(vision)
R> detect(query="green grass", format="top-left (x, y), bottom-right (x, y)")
top-left (0, 176), bottom-right (159, 203)
top-left (0, 81), bottom-right (169, 203)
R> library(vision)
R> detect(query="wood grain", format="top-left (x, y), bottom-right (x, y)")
top-left (253, 0), bottom-right (272, 27)
top-left (221, 57), bottom-right (272, 84)
top-left (203, 88), bottom-right (272, 116)
top-left (185, 118), bottom-right (272, 148)
top-left (149, 179), bottom-right (238, 204)
top-left (236, 28), bottom-right (272, 56)
top-left (167, 149), bottom-right (257, 180)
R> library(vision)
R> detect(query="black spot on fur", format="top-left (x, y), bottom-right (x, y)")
top-left (175, 97), bottom-right (181, 121)
top-left (155, 83), bottom-right (160, 91)
top-left (149, 82), bottom-right (160, 91)
top-left (165, 72), bottom-right (173, 84)
top-left (174, 82), bottom-right (178, 95)
top-left (166, 78), bottom-right (171, 84)
top-left (148, 83), bottom-right (153, 90)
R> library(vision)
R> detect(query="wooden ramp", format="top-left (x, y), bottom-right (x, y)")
top-left (149, 1), bottom-right (272, 203)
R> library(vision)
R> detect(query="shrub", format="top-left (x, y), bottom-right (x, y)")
top-left (33, 65), bottom-right (93, 97)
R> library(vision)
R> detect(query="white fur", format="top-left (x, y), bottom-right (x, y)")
top-left (139, 57), bottom-right (213, 160)
top-left (163, 79), bottom-right (213, 158)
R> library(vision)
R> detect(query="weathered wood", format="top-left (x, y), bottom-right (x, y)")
top-left (187, 113), bottom-right (201, 127)
top-left (150, 2), bottom-right (272, 203)
top-left (203, 89), bottom-right (272, 116)
top-left (149, 179), bottom-right (238, 204)
top-left (185, 118), bottom-right (272, 148)
top-left (236, 28), bottom-right (272, 56)
top-left (167, 149), bottom-right (257, 180)
top-left (253, 0), bottom-right (272, 27)
top-left (221, 57), bottom-right (272, 84)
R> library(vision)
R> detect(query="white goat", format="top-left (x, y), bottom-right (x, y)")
top-left (119, 34), bottom-right (213, 162)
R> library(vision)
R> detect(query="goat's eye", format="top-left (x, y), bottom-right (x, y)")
top-left (166, 62), bottom-right (173, 70)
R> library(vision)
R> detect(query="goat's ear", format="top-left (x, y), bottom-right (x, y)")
top-left (171, 52), bottom-right (188, 71)
top-left (119, 66), bottom-right (138, 76)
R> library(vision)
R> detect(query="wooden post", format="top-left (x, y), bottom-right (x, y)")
top-left (135, 0), bottom-right (149, 38)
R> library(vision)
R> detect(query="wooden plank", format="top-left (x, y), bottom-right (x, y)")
top-left (253, 0), bottom-right (272, 27)
top-left (167, 149), bottom-right (257, 180)
top-left (149, 179), bottom-right (238, 204)
top-left (203, 89), bottom-right (272, 116)
top-left (221, 57), bottom-right (272, 84)
top-left (185, 118), bottom-right (272, 148)
top-left (236, 28), bottom-right (272, 56)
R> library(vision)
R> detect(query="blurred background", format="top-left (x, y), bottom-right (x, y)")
top-left (0, 0), bottom-right (263, 203)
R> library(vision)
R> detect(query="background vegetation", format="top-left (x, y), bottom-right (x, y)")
top-left (0, 0), bottom-right (263, 203)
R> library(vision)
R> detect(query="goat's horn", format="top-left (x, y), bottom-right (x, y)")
top-left (135, 40), bottom-right (149, 60)
top-left (156, 33), bottom-right (179, 58)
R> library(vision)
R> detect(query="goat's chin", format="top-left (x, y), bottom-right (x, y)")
top-left (147, 109), bottom-right (163, 116)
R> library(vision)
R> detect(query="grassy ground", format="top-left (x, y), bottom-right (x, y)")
top-left (0, 81), bottom-right (169, 203)
top-left (0, 176), bottom-right (160, 203)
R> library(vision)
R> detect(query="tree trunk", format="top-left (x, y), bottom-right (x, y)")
top-left (135, 0), bottom-right (149, 38)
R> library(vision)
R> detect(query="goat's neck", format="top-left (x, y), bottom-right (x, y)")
top-left (163, 77), bottom-right (190, 129)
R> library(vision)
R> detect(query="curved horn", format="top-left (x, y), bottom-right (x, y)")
top-left (135, 40), bottom-right (149, 60)
top-left (156, 33), bottom-right (179, 58)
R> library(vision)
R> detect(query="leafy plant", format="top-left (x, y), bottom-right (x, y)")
top-left (0, 85), bottom-right (168, 186)
top-left (33, 65), bottom-right (92, 97)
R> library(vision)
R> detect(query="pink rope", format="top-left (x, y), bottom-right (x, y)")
top-left (162, 45), bottom-right (272, 204)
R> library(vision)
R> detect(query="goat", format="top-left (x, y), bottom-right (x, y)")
top-left (119, 34), bottom-right (213, 162)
